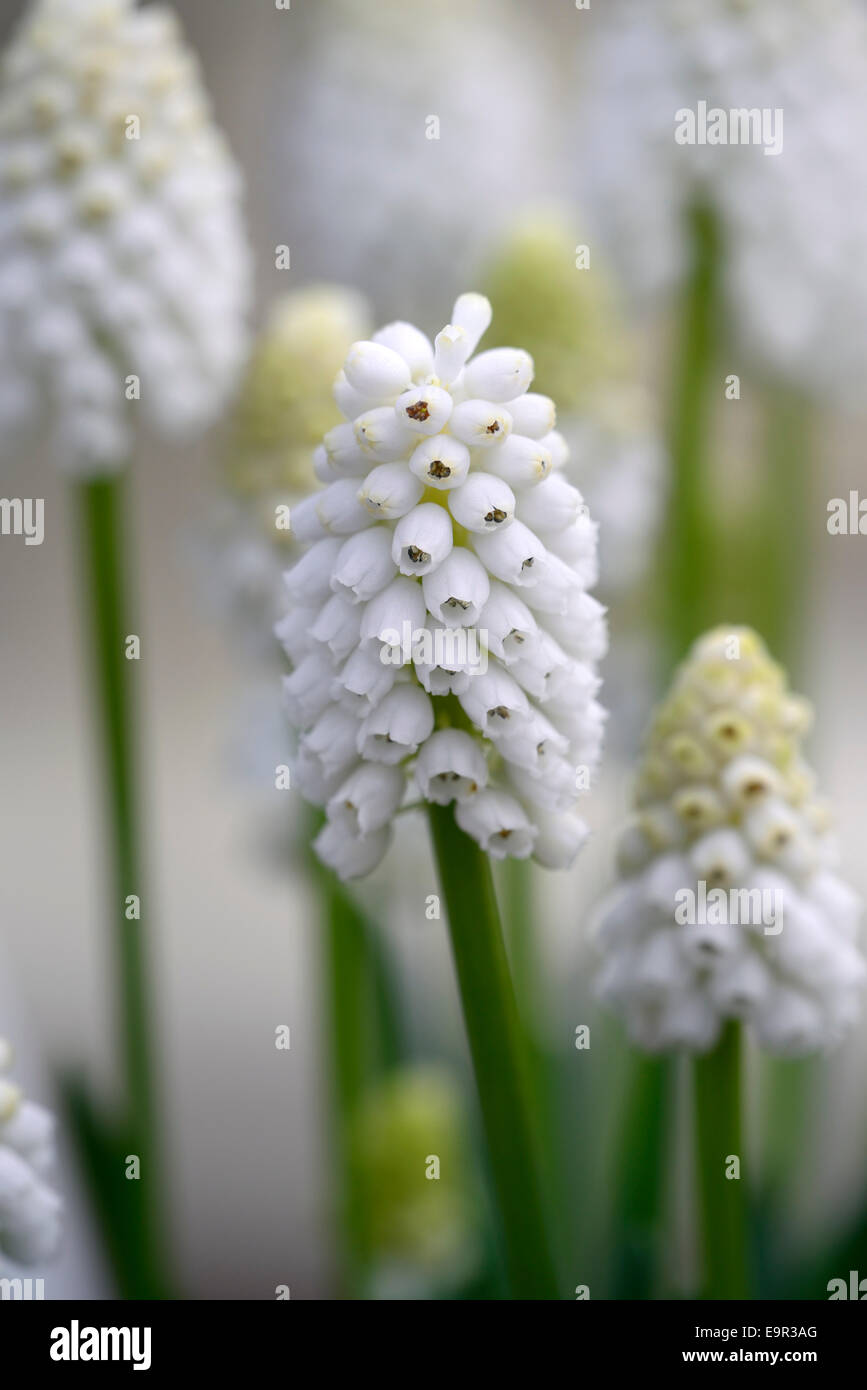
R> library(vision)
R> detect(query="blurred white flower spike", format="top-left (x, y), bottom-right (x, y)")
top-left (575, 0), bottom-right (867, 401)
top-left (593, 629), bottom-right (865, 1056)
top-left (0, 1037), bottom-right (62, 1266)
top-left (277, 294), bottom-right (607, 879)
top-left (0, 0), bottom-right (250, 473)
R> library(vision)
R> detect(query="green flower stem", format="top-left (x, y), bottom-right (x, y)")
top-left (75, 473), bottom-right (166, 1297)
top-left (308, 809), bottom-right (406, 1293)
top-left (694, 1022), bottom-right (748, 1299)
top-left (758, 384), bottom-right (813, 672)
top-left (321, 871), bottom-right (372, 1289)
top-left (664, 202), bottom-right (722, 674)
top-left (611, 1053), bottom-right (672, 1299)
top-left (427, 803), bottom-right (559, 1299)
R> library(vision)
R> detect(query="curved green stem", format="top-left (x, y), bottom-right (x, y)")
top-left (427, 804), bottom-right (558, 1299)
top-left (694, 1022), bottom-right (748, 1299)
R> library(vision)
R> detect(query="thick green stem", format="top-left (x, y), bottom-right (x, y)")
top-left (611, 1053), bottom-right (671, 1299)
top-left (664, 203), bottom-right (722, 674)
top-left (75, 474), bottom-right (165, 1297)
top-left (694, 1022), bottom-right (748, 1299)
top-left (427, 803), bottom-right (558, 1299)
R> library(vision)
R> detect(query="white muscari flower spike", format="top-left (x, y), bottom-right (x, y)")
top-left (0, 0), bottom-right (250, 472)
top-left (277, 294), bottom-right (606, 878)
top-left (593, 628), bottom-right (865, 1056)
top-left (0, 1037), bottom-right (62, 1265)
top-left (574, 0), bottom-right (867, 403)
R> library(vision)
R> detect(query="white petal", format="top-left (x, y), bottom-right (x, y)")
top-left (408, 434), bottom-right (470, 489)
top-left (450, 293), bottom-right (492, 355)
top-left (331, 526), bottom-right (396, 603)
top-left (455, 789), bottom-right (536, 859)
top-left (422, 547), bottom-right (490, 627)
top-left (394, 383), bottom-right (453, 435)
top-left (360, 575), bottom-right (427, 646)
top-left (471, 519), bottom-right (546, 586)
top-left (448, 398), bottom-right (513, 449)
top-left (314, 820), bottom-right (391, 881)
top-left (358, 461), bottom-right (424, 519)
top-left (463, 347), bottom-right (534, 402)
top-left (391, 502), bottom-right (454, 576)
top-left (373, 321), bottom-right (435, 380)
top-left (316, 478), bottom-right (376, 535)
top-left (354, 406), bottom-right (416, 462)
top-left (415, 729), bottom-right (487, 805)
top-left (447, 471), bottom-right (516, 533)
top-left (433, 324), bottom-right (472, 385)
top-left (327, 763), bottom-right (405, 837)
top-left (485, 433), bottom-right (553, 489)
top-left (357, 685), bottom-right (434, 763)
top-left (504, 392), bottom-right (556, 439)
top-left (344, 340), bottom-right (411, 400)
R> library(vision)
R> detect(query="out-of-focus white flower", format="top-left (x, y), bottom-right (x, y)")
top-left (0, 1036), bottom-right (62, 1265)
top-left (278, 0), bottom-right (555, 323)
top-left (593, 628), bottom-right (865, 1056)
top-left (0, 0), bottom-right (251, 472)
top-left (278, 293), bottom-right (607, 878)
top-left (575, 0), bottom-right (867, 401)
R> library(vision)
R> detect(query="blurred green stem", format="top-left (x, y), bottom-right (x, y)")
top-left (664, 202), bottom-right (721, 673)
top-left (427, 804), bottom-right (558, 1299)
top-left (757, 384), bottom-right (812, 670)
top-left (308, 810), bottom-right (405, 1293)
top-left (611, 1053), bottom-right (671, 1298)
top-left (75, 474), bottom-right (166, 1297)
top-left (321, 872), bottom-right (371, 1289)
top-left (694, 1022), bottom-right (748, 1299)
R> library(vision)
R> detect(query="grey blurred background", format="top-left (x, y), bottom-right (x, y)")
top-left (1, 0), bottom-right (866, 1298)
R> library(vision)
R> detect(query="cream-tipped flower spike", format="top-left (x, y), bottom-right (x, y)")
top-left (0, 0), bottom-right (250, 472)
top-left (278, 293), bottom-right (607, 879)
top-left (0, 1036), bottom-right (62, 1265)
top-left (594, 629), bottom-right (864, 1057)
top-left (227, 285), bottom-right (371, 507)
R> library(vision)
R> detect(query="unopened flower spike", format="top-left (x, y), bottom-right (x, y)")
top-left (350, 1065), bottom-right (481, 1299)
top-left (0, 1036), bottom-right (62, 1266)
top-left (278, 292), bottom-right (607, 879)
top-left (227, 285), bottom-right (371, 507)
top-left (0, 0), bottom-right (251, 472)
top-left (593, 628), bottom-right (864, 1056)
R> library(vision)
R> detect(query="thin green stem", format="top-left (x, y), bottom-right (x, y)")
top-left (663, 202), bottom-right (722, 674)
top-left (611, 1053), bottom-right (671, 1299)
top-left (757, 384), bottom-right (812, 671)
top-left (427, 803), bottom-right (558, 1299)
top-left (321, 872), bottom-right (372, 1290)
top-left (75, 473), bottom-right (166, 1297)
top-left (694, 1022), bottom-right (748, 1299)
top-left (307, 808), bottom-right (406, 1293)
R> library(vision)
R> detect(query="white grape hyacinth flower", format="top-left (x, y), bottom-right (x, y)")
top-left (278, 294), bottom-right (607, 879)
top-left (574, 0), bottom-right (867, 403)
top-left (593, 628), bottom-right (864, 1057)
top-left (0, 1036), bottom-right (62, 1265)
top-left (0, 0), bottom-right (250, 473)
